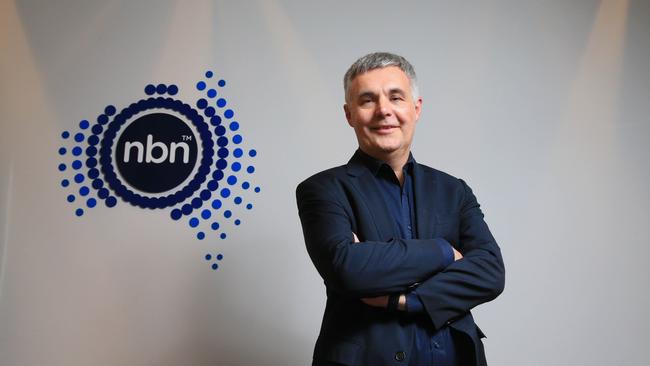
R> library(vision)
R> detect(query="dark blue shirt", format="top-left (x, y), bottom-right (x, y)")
top-left (357, 150), bottom-right (457, 366)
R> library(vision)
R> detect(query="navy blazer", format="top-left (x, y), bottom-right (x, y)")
top-left (296, 150), bottom-right (505, 366)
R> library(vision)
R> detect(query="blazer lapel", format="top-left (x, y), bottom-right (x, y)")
top-left (413, 162), bottom-right (437, 239)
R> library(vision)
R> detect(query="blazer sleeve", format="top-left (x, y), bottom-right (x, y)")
top-left (296, 177), bottom-right (453, 298)
top-left (415, 179), bottom-right (505, 329)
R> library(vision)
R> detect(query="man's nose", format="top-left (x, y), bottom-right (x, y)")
top-left (376, 95), bottom-right (392, 117)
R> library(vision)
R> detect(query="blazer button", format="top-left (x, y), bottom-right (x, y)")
top-left (394, 351), bottom-right (406, 362)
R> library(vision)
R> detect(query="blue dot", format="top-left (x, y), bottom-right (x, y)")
top-left (246, 203), bottom-right (253, 209)
top-left (67, 194), bottom-right (75, 203)
top-left (61, 179), bottom-right (69, 187)
top-left (212, 170), bottom-right (224, 181)
top-left (247, 166), bottom-right (255, 174)
top-left (233, 148), bottom-right (243, 158)
top-left (191, 197), bottom-right (202, 208)
top-left (220, 233), bottom-right (227, 239)
top-left (58, 163), bottom-right (67, 172)
top-left (217, 147), bottom-right (229, 158)
top-left (88, 168), bottom-right (99, 179)
top-left (215, 125), bottom-right (226, 136)
top-left (87, 198), bottom-right (97, 208)
top-left (92, 179), bottom-right (103, 189)
top-left (106, 196), bottom-right (117, 207)
top-left (211, 199), bottom-right (222, 209)
top-left (234, 219), bottom-right (241, 226)
top-left (182, 204), bottom-right (193, 215)
top-left (72, 146), bottom-right (82, 156)
top-left (207, 180), bottom-right (219, 191)
top-left (88, 136), bottom-right (99, 145)
top-left (216, 254), bottom-right (223, 260)
top-left (224, 109), bottom-right (234, 119)
top-left (197, 232), bottom-right (205, 240)
top-left (242, 182), bottom-right (250, 189)
top-left (220, 188), bottom-right (231, 198)
top-left (197, 81), bottom-right (206, 90)
top-left (75, 208), bottom-right (84, 216)
top-left (216, 159), bottom-right (227, 170)
top-left (233, 135), bottom-right (242, 144)
top-left (227, 175), bottom-right (237, 185)
top-left (97, 114), bottom-right (108, 124)
top-left (218, 79), bottom-right (226, 87)
top-left (249, 149), bottom-right (257, 157)
top-left (72, 160), bottom-right (82, 170)
top-left (74, 173), bottom-right (84, 183)
top-left (74, 133), bottom-right (84, 142)
top-left (62, 131), bottom-right (70, 139)
top-left (229, 121), bottom-right (239, 131)
top-left (207, 89), bottom-right (217, 98)
top-left (216, 98), bottom-right (226, 108)
top-left (197, 98), bottom-right (208, 109)
top-left (204, 106), bottom-right (215, 117)
top-left (86, 157), bottom-right (97, 168)
top-left (211, 222), bottom-right (220, 230)
top-left (234, 196), bottom-right (242, 204)
top-left (79, 186), bottom-right (90, 196)
top-left (212, 263), bottom-right (219, 270)
top-left (171, 209), bottom-right (182, 220)
top-left (79, 120), bottom-right (90, 129)
top-left (145, 84), bottom-right (156, 95)
top-left (156, 84), bottom-right (167, 94)
top-left (254, 187), bottom-right (261, 193)
top-left (58, 147), bottom-right (67, 155)
top-left (98, 188), bottom-right (109, 199)
top-left (224, 210), bottom-right (232, 218)
top-left (167, 84), bottom-right (179, 95)
top-left (105, 105), bottom-right (116, 116)
top-left (200, 189), bottom-right (211, 200)
top-left (201, 209), bottom-right (211, 219)
top-left (91, 125), bottom-right (103, 135)
top-left (189, 217), bottom-right (199, 227)
top-left (205, 71), bottom-right (214, 78)
top-left (205, 253), bottom-right (212, 260)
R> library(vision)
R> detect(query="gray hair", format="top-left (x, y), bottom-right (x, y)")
top-left (343, 52), bottom-right (419, 103)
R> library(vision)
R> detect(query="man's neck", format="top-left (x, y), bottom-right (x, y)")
top-left (360, 147), bottom-right (410, 185)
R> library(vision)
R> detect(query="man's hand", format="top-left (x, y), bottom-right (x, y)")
top-left (353, 232), bottom-right (360, 243)
top-left (361, 294), bottom-right (406, 311)
top-left (453, 246), bottom-right (463, 261)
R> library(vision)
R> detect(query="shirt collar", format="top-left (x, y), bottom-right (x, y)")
top-left (354, 149), bottom-right (415, 177)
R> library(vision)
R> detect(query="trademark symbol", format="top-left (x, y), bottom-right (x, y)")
top-left (182, 135), bottom-right (192, 141)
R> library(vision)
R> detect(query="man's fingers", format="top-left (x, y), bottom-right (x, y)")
top-left (353, 232), bottom-right (360, 243)
top-left (453, 247), bottom-right (463, 261)
top-left (361, 295), bottom-right (389, 308)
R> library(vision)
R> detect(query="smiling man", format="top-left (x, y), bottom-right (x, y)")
top-left (296, 52), bottom-right (505, 366)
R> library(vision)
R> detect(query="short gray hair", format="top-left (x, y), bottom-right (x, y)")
top-left (343, 52), bottom-right (419, 103)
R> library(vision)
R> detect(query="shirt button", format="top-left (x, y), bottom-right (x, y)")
top-left (433, 341), bottom-right (441, 349)
top-left (394, 351), bottom-right (406, 361)
top-left (407, 225), bottom-right (412, 230)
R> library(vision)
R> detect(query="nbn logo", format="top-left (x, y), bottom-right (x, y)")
top-left (122, 134), bottom-right (191, 164)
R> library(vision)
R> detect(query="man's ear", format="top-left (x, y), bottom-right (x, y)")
top-left (344, 104), bottom-right (353, 127)
top-left (414, 97), bottom-right (423, 122)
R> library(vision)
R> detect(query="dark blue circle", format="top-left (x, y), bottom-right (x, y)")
top-left (189, 217), bottom-right (199, 227)
top-left (167, 85), bottom-right (179, 95)
top-left (212, 170), bottom-right (224, 181)
top-left (72, 146), bottom-right (83, 156)
top-left (106, 196), bottom-right (117, 207)
top-left (210, 116), bottom-right (222, 126)
top-left (200, 189), bottom-right (211, 200)
top-left (201, 209), bottom-right (211, 219)
top-left (87, 198), bottom-right (97, 208)
top-left (216, 159), bottom-right (227, 170)
top-left (206, 71), bottom-right (213, 78)
top-left (227, 175), bottom-right (237, 185)
top-left (233, 148), bottom-right (243, 158)
top-left (74, 173), bottom-right (85, 183)
top-left (79, 120), bottom-right (90, 129)
top-left (247, 166), bottom-right (255, 174)
top-left (197, 232), bottom-right (205, 240)
top-left (216, 98), bottom-right (226, 108)
top-left (86, 146), bottom-right (98, 156)
top-left (217, 148), bottom-right (229, 158)
top-left (92, 179), bottom-right (104, 189)
top-left (61, 179), bottom-right (70, 187)
top-left (197, 98), bottom-right (208, 109)
top-left (145, 84), bottom-right (156, 95)
top-left (229, 122), bottom-right (239, 131)
top-left (62, 131), bottom-right (70, 139)
top-left (196, 81), bottom-right (206, 90)
top-left (207, 180), bottom-right (219, 191)
top-left (246, 203), bottom-right (253, 209)
top-left (58, 163), bottom-right (66, 172)
top-left (105, 105), bottom-right (117, 116)
top-left (211, 222), bottom-right (219, 230)
top-left (220, 233), bottom-right (226, 239)
top-left (224, 109), bottom-right (234, 119)
top-left (224, 210), bottom-right (232, 218)
top-left (233, 134), bottom-right (242, 144)
top-left (191, 197), bottom-right (203, 209)
top-left (86, 157), bottom-right (97, 168)
top-left (181, 204), bottom-right (192, 215)
top-left (218, 79), bottom-right (226, 87)
top-left (215, 125), bottom-right (226, 136)
top-left (88, 135), bottom-right (99, 146)
top-left (67, 194), bottom-right (75, 202)
top-left (212, 263), bottom-right (218, 270)
top-left (254, 187), bottom-right (261, 193)
top-left (234, 196), bottom-right (242, 204)
top-left (249, 149), bottom-right (257, 157)
top-left (231, 162), bottom-right (241, 172)
top-left (98, 188), bottom-right (109, 199)
top-left (217, 254), bottom-right (223, 260)
top-left (91, 125), bottom-right (103, 135)
top-left (207, 89), bottom-right (217, 98)
top-left (88, 168), bottom-right (99, 179)
top-left (211, 199), bottom-right (222, 209)
top-left (74, 133), bottom-right (84, 142)
top-left (58, 147), bottom-right (67, 155)
top-left (242, 182), bottom-right (250, 189)
top-left (205, 253), bottom-right (212, 260)
top-left (171, 209), bottom-right (182, 220)
top-left (204, 106), bottom-right (215, 117)
top-left (72, 160), bottom-right (82, 170)
top-left (156, 84), bottom-right (167, 94)
top-left (220, 188), bottom-right (230, 198)
top-left (234, 219), bottom-right (241, 225)
top-left (216, 136), bottom-right (228, 147)
top-left (97, 114), bottom-right (109, 125)
top-left (79, 186), bottom-right (90, 196)
top-left (75, 208), bottom-right (84, 216)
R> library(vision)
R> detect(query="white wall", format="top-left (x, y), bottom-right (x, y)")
top-left (1, 1), bottom-right (649, 365)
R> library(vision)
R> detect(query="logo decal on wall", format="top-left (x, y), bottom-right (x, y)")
top-left (57, 71), bottom-right (260, 271)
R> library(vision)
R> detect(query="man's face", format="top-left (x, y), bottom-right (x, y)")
top-left (344, 66), bottom-right (422, 160)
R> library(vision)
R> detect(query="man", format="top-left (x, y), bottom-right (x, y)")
top-left (296, 52), bottom-right (505, 366)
